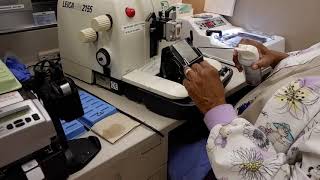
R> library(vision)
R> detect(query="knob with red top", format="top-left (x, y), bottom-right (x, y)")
top-left (125, 7), bottom-right (135, 18)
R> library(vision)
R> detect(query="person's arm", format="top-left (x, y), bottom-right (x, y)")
top-left (183, 62), bottom-right (320, 180)
top-left (233, 39), bottom-right (289, 72)
top-left (268, 49), bottom-right (289, 67)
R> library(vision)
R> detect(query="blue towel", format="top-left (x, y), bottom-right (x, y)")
top-left (5, 56), bottom-right (31, 82)
top-left (168, 138), bottom-right (212, 180)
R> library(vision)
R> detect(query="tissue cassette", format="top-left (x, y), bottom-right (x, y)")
top-left (61, 120), bottom-right (86, 140)
top-left (78, 91), bottom-right (117, 127)
top-left (61, 90), bottom-right (118, 139)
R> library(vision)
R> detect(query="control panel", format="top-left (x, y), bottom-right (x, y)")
top-left (0, 99), bottom-right (56, 168)
top-left (195, 17), bottom-right (226, 30)
top-left (0, 100), bottom-right (48, 138)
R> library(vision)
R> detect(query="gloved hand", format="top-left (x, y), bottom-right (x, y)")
top-left (233, 39), bottom-right (289, 72)
top-left (5, 56), bottom-right (31, 82)
top-left (183, 61), bottom-right (225, 113)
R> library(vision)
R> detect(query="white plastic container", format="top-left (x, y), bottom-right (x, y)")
top-left (235, 44), bottom-right (262, 86)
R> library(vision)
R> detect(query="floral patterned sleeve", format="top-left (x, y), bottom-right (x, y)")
top-left (272, 43), bottom-right (320, 74)
top-left (207, 118), bottom-right (287, 180)
top-left (206, 77), bottom-right (320, 180)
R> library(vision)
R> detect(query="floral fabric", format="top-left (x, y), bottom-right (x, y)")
top-left (206, 44), bottom-right (320, 180)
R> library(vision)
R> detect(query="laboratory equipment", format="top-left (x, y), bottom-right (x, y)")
top-left (235, 44), bottom-right (262, 86)
top-left (29, 59), bottom-right (101, 174)
top-left (0, 0), bottom-right (34, 32)
top-left (160, 39), bottom-right (204, 83)
top-left (144, 5), bottom-right (183, 59)
top-left (180, 13), bottom-right (285, 65)
top-left (160, 39), bottom-right (232, 85)
top-left (58, 0), bottom-right (232, 120)
top-left (0, 59), bottom-right (102, 179)
top-left (0, 96), bottom-right (70, 180)
top-left (0, 0), bottom-right (57, 34)
top-left (0, 99), bottom-right (56, 169)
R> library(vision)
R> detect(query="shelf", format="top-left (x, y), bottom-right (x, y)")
top-left (0, 23), bottom-right (57, 35)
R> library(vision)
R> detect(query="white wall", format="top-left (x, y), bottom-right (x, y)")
top-left (227, 0), bottom-right (320, 51)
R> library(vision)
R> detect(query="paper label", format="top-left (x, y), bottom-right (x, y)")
top-left (122, 22), bottom-right (145, 35)
top-left (0, 4), bottom-right (24, 11)
top-left (62, 1), bottom-right (93, 13)
top-left (33, 11), bottom-right (57, 25)
top-left (110, 81), bottom-right (119, 91)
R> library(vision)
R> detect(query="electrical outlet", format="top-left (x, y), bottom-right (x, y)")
top-left (38, 49), bottom-right (60, 61)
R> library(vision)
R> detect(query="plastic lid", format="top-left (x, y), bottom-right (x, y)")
top-left (235, 44), bottom-right (259, 66)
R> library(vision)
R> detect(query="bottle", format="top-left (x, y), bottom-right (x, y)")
top-left (235, 44), bottom-right (262, 86)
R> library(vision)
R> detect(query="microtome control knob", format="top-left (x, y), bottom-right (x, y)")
top-left (91, 15), bottom-right (112, 32)
top-left (96, 48), bottom-right (111, 67)
top-left (79, 28), bottom-right (97, 43)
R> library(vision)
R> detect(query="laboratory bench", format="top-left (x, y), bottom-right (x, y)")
top-left (69, 79), bottom-right (182, 180)
top-left (67, 65), bottom-right (245, 180)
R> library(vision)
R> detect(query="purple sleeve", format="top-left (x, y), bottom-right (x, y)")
top-left (204, 104), bottom-right (237, 130)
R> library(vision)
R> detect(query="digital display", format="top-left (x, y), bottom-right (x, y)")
top-left (0, 108), bottom-right (29, 124)
top-left (172, 40), bottom-right (199, 64)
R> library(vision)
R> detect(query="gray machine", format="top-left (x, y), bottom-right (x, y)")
top-left (0, 58), bottom-right (100, 179)
top-left (180, 13), bottom-right (285, 66)
top-left (0, 0), bottom-right (57, 34)
top-left (0, 0), bottom-right (34, 32)
top-left (0, 99), bottom-right (56, 169)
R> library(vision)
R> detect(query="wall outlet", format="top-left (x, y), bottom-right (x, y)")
top-left (38, 48), bottom-right (60, 61)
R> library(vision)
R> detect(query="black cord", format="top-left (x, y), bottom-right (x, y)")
top-left (29, 59), bottom-right (63, 80)
top-left (117, 108), bottom-right (164, 137)
top-left (27, 58), bottom-right (61, 69)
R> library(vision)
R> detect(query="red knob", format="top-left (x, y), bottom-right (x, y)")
top-left (125, 7), bottom-right (135, 18)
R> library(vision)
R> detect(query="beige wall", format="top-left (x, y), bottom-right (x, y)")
top-left (229, 0), bottom-right (320, 51)
top-left (183, 0), bottom-right (320, 51)
top-left (0, 27), bottom-right (58, 63)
